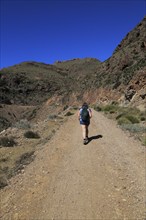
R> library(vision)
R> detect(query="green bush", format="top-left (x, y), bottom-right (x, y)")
top-left (103, 104), bottom-right (120, 113)
top-left (140, 116), bottom-right (146, 121)
top-left (116, 113), bottom-right (125, 120)
top-left (48, 114), bottom-right (57, 120)
top-left (124, 107), bottom-right (140, 115)
top-left (24, 131), bottom-right (40, 139)
top-left (15, 151), bottom-right (35, 172)
top-left (14, 119), bottom-right (31, 130)
top-left (117, 117), bottom-right (131, 125)
top-left (0, 157), bottom-right (9, 162)
top-left (109, 110), bottom-right (116, 114)
top-left (65, 111), bottom-right (74, 116)
top-left (117, 114), bottom-right (140, 125)
top-left (120, 124), bottom-right (146, 133)
top-left (116, 109), bottom-right (140, 124)
top-left (94, 105), bottom-right (102, 111)
top-left (0, 137), bottom-right (17, 147)
top-left (142, 137), bottom-right (146, 146)
top-left (125, 115), bottom-right (140, 124)
top-left (0, 175), bottom-right (8, 189)
top-left (140, 111), bottom-right (146, 121)
top-left (103, 105), bottom-right (115, 112)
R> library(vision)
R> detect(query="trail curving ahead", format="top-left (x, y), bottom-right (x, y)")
top-left (0, 110), bottom-right (145, 219)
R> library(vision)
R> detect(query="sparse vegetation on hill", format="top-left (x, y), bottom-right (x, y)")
top-left (94, 103), bottom-right (146, 146)
top-left (0, 111), bottom-right (66, 189)
top-left (24, 131), bottom-right (40, 139)
top-left (0, 136), bottom-right (17, 147)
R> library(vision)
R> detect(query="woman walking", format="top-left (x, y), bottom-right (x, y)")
top-left (78, 102), bottom-right (92, 144)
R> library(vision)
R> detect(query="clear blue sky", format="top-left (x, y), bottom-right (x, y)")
top-left (0, 0), bottom-right (145, 68)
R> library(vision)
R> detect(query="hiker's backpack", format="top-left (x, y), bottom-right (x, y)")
top-left (80, 107), bottom-right (89, 121)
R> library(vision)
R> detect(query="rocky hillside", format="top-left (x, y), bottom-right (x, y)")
top-left (54, 16), bottom-right (146, 104)
top-left (0, 62), bottom-right (72, 105)
top-left (0, 16), bottom-right (146, 130)
top-left (0, 58), bottom-right (102, 105)
top-left (98, 15), bottom-right (146, 90)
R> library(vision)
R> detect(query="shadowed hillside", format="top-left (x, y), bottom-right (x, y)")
top-left (0, 62), bottom-right (74, 105)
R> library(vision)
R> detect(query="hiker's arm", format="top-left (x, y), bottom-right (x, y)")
top-left (89, 109), bottom-right (92, 118)
top-left (78, 110), bottom-right (80, 120)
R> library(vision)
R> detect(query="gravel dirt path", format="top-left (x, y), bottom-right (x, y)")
top-left (0, 110), bottom-right (145, 220)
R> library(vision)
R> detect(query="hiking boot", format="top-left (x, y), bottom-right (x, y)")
top-left (83, 139), bottom-right (86, 145)
top-left (85, 137), bottom-right (88, 144)
top-left (83, 137), bottom-right (88, 145)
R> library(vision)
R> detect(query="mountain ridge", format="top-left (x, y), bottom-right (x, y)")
top-left (0, 16), bottom-right (145, 130)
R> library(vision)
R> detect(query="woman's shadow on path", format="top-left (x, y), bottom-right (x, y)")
top-left (87, 134), bottom-right (103, 144)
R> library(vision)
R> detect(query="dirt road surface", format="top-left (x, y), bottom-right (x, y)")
top-left (0, 110), bottom-right (145, 219)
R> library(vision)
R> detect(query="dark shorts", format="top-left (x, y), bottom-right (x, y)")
top-left (80, 119), bottom-right (90, 126)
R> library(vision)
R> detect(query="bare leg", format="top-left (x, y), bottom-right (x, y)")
top-left (81, 125), bottom-right (86, 139)
top-left (86, 125), bottom-right (89, 138)
top-left (81, 125), bottom-right (89, 139)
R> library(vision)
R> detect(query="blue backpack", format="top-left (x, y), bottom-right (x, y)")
top-left (81, 107), bottom-right (89, 121)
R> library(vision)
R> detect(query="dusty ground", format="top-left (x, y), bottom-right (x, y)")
top-left (0, 110), bottom-right (145, 220)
